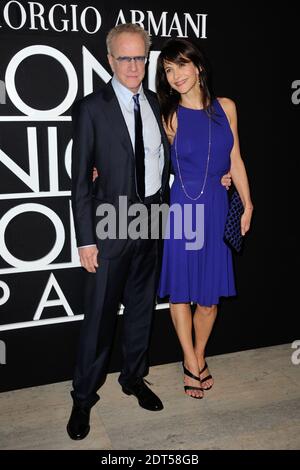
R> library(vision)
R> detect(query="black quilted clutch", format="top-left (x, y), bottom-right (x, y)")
top-left (224, 190), bottom-right (244, 252)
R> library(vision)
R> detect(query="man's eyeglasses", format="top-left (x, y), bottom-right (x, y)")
top-left (112, 55), bottom-right (147, 65)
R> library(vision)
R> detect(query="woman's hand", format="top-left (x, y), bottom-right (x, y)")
top-left (92, 167), bottom-right (99, 182)
top-left (241, 206), bottom-right (253, 236)
top-left (221, 172), bottom-right (232, 190)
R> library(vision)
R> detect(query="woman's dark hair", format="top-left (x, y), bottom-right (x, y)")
top-left (156, 38), bottom-right (215, 131)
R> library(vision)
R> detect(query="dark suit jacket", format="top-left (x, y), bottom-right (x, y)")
top-left (71, 81), bottom-right (170, 259)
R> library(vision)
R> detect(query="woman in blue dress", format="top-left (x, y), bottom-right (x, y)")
top-left (156, 39), bottom-right (253, 398)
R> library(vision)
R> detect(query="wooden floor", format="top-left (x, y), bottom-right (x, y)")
top-left (0, 344), bottom-right (299, 450)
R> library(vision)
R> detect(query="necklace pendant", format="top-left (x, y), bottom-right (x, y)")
top-left (175, 115), bottom-right (211, 201)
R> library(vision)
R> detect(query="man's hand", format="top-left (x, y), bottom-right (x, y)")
top-left (221, 172), bottom-right (232, 190)
top-left (79, 246), bottom-right (99, 273)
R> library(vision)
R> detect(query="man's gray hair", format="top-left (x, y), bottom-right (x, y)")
top-left (106, 23), bottom-right (151, 56)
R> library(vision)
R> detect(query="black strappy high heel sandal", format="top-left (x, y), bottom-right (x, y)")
top-left (182, 363), bottom-right (203, 399)
top-left (199, 361), bottom-right (213, 391)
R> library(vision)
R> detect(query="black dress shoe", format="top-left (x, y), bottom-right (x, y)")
top-left (122, 378), bottom-right (164, 411)
top-left (67, 405), bottom-right (91, 440)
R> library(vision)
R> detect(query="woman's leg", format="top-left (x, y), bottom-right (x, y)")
top-left (193, 304), bottom-right (218, 389)
top-left (170, 303), bottom-right (203, 398)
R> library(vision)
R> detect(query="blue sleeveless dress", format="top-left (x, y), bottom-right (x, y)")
top-left (158, 100), bottom-right (236, 306)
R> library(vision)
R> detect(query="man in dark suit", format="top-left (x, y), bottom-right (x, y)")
top-left (67, 23), bottom-right (170, 440)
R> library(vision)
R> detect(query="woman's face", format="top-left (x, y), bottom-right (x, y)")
top-left (163, 58), bottom-right (200, 95)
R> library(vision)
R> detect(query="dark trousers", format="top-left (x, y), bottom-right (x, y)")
top-left (71, 199), bottom-right (160, 408)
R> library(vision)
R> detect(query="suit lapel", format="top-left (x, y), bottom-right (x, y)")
top-left (102, 82), bottom-right (135, 161)
top-left (144, 89), bottom-right (169, 153)
top-left (144, 90), bottom-right (163, 136)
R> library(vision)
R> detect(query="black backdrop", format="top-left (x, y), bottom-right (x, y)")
top-left (0, 1), bottom-right (297, 392)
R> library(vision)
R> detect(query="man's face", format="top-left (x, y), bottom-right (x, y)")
top-left (108, 32), bottom-right (147, 93)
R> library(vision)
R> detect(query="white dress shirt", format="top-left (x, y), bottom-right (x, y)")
top-left (111, 75), bottom-right (163, 197)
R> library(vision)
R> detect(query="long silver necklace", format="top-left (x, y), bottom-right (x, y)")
top-left (174, 112), bottom-right (211, 201)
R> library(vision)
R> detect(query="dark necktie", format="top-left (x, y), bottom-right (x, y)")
top-left (133, 93), bottom-right (145, 201)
